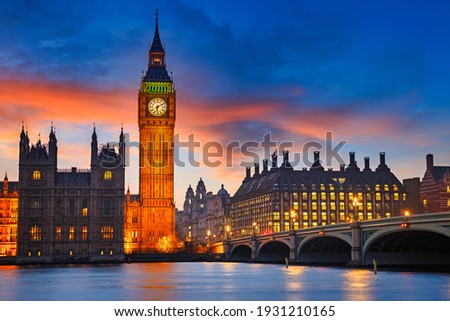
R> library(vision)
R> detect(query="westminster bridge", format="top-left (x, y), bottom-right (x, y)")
top-left (214, 212), bottom-right (450, 266)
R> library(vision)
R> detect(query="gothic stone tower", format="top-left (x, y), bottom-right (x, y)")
top-left (137, 12), bottom-right (176, 251)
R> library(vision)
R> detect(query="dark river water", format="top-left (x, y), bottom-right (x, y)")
top-left (0, 262), bottom-right (448, 300)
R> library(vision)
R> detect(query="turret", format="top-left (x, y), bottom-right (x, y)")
top-left (119, 125), bottom-right (126, 168)
top-left (3, 172), bottom-right (8, 197)
top-left (91, 125), bottom-right (98, 166)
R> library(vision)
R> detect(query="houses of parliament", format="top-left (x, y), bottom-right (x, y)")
top-left (1, 13), bottom-right (448, 262)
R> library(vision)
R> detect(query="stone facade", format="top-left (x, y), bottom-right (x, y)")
top-left (123, 13), bottom-right (176, 253)
top-left (17, 125), bottom-right (125, 263)
top-left (231, 151), bottom-right (407, 237)
top-left (0, 174), bottom-right (18, 256)
top-left (177, 179), bottom-right (231, 247)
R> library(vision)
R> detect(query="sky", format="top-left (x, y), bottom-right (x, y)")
top-left (1, 0), bottom-right (450, 207)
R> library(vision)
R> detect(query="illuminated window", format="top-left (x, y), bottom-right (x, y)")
top-left (330, 192), bottom-right (336, 201)
top-left (273, 222), bottom-right (280, 232)
top-left (55, 226), bottom-right (62, 241)
top-left (101, 225), bottom-right (114, 240)
top-left (321, 203), bottom-right (327, 211)
top-left (321, 192), bottom-right (327, 201)
top-left (376, 193), bottom-right (381, 201)
top-left (367, 212), bottom-right (373, 220)
top-left (385, 212), bottom-right (391, 218)
top-left (100, 250), bottom-right (104, 255)
top-left (37, 250), bottom-right (41, 257)
top-left (68, 226), bottom-right (75, 241)
top-left (32, 170), bottom-right (41, 180)
top-left (393, 185), bottom-right (398, 192)
top-left (394, 193), bottom-right (399, 201)
top-left (69, 250), bottom-right (73, 256)
top-left (312, 202), bottom-right (317, 210)
top-left (303, 222), bottom-right (309, 228)
top-left (284, 222), bottom-right (290, 231)
top-left (375, 184), bottom-right (380, 191)
top-left (82, 207), bottom-right (88, 216)
top-left (321, 212), bottom-right (327, 221)
top-left (330, 202), bottom-right (336, 211)
top-left (272, 212), bottom-right (280, 220)
top-left (367, 202), bottom-right (373, 211)
top-left (109, 250), bottom-right (113, 255)
top-left (104, 170), bottom-right (112, 180)
top-left (312, 212), bottom-right (318, 221)
top-left (447, 186), bottom-right (450, 193)
top-left (302, 193), bottom-right (308, 200)
top-left (82, 226), bottom-right (88, 241)
top-left (339, 212), bottom-right (346, 221)
top-left (384, 184), bottom-right (389, 191)
top-left (320, 184), bottom-right (325, 191)
top-left (311, 192), bottom-right (317, 201)
top-left (358, 212), bottom-right (363, 220)
top-left (447, 199), bottom-right (450, 208)
top-left (302, 212), bottom-right (308, 220)
top-left (339, 193), bottom-right (345, 201)
top-left (29, 225), bottom-right (42, 241)
top-left (293, 201), bottom-right (299, 210)
top-left (423, 198), bottom-right (427, 206)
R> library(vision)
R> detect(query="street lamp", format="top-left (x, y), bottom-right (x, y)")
top-left (401, 210), bottom-right (410, 228)
top-left (252, 222), bottom-right (258, 236)
top-left (290, 210), bottom-right (297, 230)
top-left (352, 197), bottom-right (360, 223)
top-left (225, 225), bottom-right (231, 240)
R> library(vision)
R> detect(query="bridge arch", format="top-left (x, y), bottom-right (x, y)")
top-left (230, 244), bottom-right (252, 262)
top-left (297, 234), bottom-right (352, 264)
top-left (257, 240), bottom-right (291, 263)
top-left (363, 225), bottom-right (450, 266)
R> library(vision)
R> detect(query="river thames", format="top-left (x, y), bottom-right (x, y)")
top-left (0, 262), bottom-right (448, 301)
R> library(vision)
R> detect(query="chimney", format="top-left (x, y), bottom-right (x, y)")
top-left (364, 157), bottom-right (371, 171)
top-left (262, 159), bottom-right (269, 173)
top-left (340, 164), bottom-right (345, 172)
top-left (254, 163), bottom-right (260, 176)
top-left (314, 151), bottom-right (320, 163)
top-left (379, 152), bottom-right (386, 166)
top-left (349, 152), bottom-right (356, 165)
top-left (271, 151), bottom-right (278, 169)
top-left (346, 152), bottom-right (359, 171)
top-left (426, 154), bottom-right (434, 170)
top-left (245, 167), bottom-right (251, 179)
top-left (282, 150), bottom-right (292, 168)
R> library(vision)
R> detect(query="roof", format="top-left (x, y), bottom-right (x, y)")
top-left (232, 166), bottom-right (405, 201)
top-left (431, 166), bottom-right (450, 181)
top-left (56, 171), bottom-right (91, 186)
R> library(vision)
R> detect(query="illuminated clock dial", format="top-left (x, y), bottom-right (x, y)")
top-left (148, 98), bottom-right (167, 116)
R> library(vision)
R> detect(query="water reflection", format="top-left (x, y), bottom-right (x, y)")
top-left (342, 269), bottom-right (374, 300)
top-left (0, 263), bottom-right (448, 300)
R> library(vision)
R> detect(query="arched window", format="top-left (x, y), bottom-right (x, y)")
top-left (104, 170), bottom-right (112, 180)
top-left (33, 170), bottom-right (41, 180)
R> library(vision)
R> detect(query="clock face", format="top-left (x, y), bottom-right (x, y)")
top-left (148, 98), bottom-right (167, 116)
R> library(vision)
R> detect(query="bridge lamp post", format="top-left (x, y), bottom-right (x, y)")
top-left (352, 197), bottom-right (360, 223)
top-left (252, 222), bottom-right (258, 236)
top-left (401, 210), bottom-right (410, 228)
top-left (225, 225), bottom-right (231, 240)
top-left (207, 229), bottom-right (211, 245)
top-left (290, 210), bottom-right (297, 231)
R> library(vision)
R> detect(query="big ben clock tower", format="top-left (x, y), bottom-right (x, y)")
top-left (137, 11), bottom-right (176, 251)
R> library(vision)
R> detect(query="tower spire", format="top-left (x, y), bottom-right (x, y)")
top-left (143, 9), bottom-right (170, 82)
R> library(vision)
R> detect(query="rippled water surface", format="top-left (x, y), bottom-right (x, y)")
top-left (0, 262), bottom-right (448, 300)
